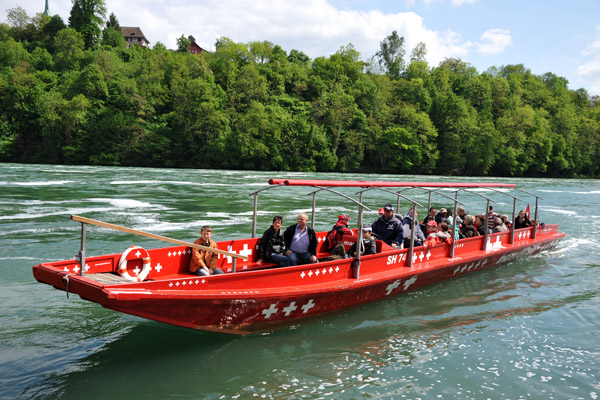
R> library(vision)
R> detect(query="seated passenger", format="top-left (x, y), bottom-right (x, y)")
top-left (420, 215), bottom-right (434, 237)
top-left (402, 207), bottom-right (425, 248)
top-left (514, 209), bottom-right (532, 229)
top-left (492, 217), bottom-right (508, 233)
top-left (434, 208), bottom-right (448, 224)
top-left (475, 214), bottom-right (488, 236)
top-left (487, 206), bottom-right (499, 232)
top-left (423, 207), bottom-right (437, 224)
top-left (371, 204), bottom-right (403, 249)
top-left (460, 215), bottom-right (479, 238)
top-left (189, 225), bottom-right (224, 276)
top-left (256, 216), bottom-right (290, 267)
top-left (284, 213), bottom-right (318, 265)
top-left (424, 221), bottom-right (452, 247)
top-left (323, 214), bottom-right (354, 251)
top-left (347, 225), bottom-right (377, 257)
top-left (502, 214), bottom-right (512, 230)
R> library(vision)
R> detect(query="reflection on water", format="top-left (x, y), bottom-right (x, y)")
top-left (1, 164), bottom-right (599, 399)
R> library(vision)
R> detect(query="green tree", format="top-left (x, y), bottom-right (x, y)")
top-left (68, 0), bottom-right (107, 49)
top-left (375, 30), bottom-right (405, 79)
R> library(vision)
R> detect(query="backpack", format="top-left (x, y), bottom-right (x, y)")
top-left (324, 225), bottom-right (353, 251)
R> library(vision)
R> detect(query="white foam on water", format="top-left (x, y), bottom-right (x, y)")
top-left (110, 180), bottom-right (230, 187)
top-left (541, 206), bottom-right (578, 216)
top-left (89, 198), bottom-right (164, 210)
top-left (539, 189), bottom-right (600, 194)
top-left (0, 180), bottom-right (74, 186)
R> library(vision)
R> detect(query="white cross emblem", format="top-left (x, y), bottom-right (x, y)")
top-left (262, 303), bottom-right (278, 319)
top-left (403, 275), bottom-right (418, 290)
top-left (335, 266), bottom-right (339, 272)
top-left (315, 269), bottom-right (320, 276)
top-left (155, 263), bottom-right (163, 272)
top-left (425, 251), bottom-right (431, 260)
top-left (301, 299), bottom-right (315, 313)
top-left (385, 280), bottom-right (401, 295)
top-left (322, 268), bottom-right (327, 275)
top-left (308, 270), bottom-right (313, 277)
top-left (226, 244), bottom-right (253, 264)
top-left (300, 271), bottom-right (306, 278)
top-left (283, 302), bottom-right (298, 316)
top-left (169, 282), bottom-right (173, 287)
top-left (418, 252), bottom-right (424, 262)
top-left (133, 266), bottom-right (141, 275)
top-left (329, 267), bottom-right (333, 274)
top-left (135, 250), bottom-right (141, 258)
top-left (73, 265), bottom-right (80, 274)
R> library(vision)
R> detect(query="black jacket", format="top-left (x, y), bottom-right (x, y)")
top-left (258, 226), bottom-right (286, 260)
top-left (284, 224), bottom-right (318, 256)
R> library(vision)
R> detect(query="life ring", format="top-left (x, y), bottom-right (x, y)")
top-left (118, 245), bottom-right (151, 282)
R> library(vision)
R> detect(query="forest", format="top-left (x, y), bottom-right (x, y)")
top-left (1, 3), bottom-right (599, 177)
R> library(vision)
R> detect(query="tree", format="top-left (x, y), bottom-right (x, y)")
top-left (68, 0), bottom-right (107, 49)
top-left (101, 12), bottom-right (122, 47)
top-left (375, 30), bottom-right (405, 79)
top-left (176, 35), bottom-right (190, 52)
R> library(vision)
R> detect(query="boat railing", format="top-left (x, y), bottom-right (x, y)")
top-left (70, 215), bottom-right (249, 277)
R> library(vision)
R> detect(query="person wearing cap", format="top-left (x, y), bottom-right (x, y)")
top-left (346, 225), bottom-right (377, 257)
top-left (323, 214), bottom-right (354, 251)
top-left (402, 207), bottom-right (425, 248)
top-left (435, 208), bottom-right (448, 224)
top-left (284, 213), bottom-right (318, 265)
top-left (371, 204), bottom-right (403, 249)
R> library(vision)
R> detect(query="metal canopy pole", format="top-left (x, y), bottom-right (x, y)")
top-left (462, 189), bottom-right (497, 250)
top-left (485, 188), bottom-right (522, 244)
top-left (311, 192), bottom-right (317, 228)
top-left (77, 222), bottom-right (86, 277)
top-left (514, 189), bottom-right (544, 240)
top-left (450, 190), bottom-right (460, 258)
top-left (248, 185), bottom-right (285, 238)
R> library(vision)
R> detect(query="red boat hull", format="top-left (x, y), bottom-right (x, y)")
top-left (32, 225), bottom-right (564, 334)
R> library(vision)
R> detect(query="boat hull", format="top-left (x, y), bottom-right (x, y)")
top-left (33, 225), bottom-right (565, 334)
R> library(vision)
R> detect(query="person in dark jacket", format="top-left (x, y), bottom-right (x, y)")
top-left (284, 213), bottom-right (318, 265)
top-left (371, 204), bottom-right (403, 248)
top-left (514, 209), bottom-right (532, 229)
top-left (346, 225), bottom-right (377, 257)
top-left (460, 215), bottom-right (478, 238)
top-left (256, 216), bottom-right (290, 267)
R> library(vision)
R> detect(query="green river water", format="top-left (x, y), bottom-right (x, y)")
top-left (0, 163), bottom-right (598, 399)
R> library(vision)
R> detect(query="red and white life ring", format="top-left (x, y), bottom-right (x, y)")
top-left (118, 245), bottom-right (151, 282)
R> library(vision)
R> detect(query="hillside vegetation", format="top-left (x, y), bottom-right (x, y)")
top-left (1, 7), bottom-right (599, 176)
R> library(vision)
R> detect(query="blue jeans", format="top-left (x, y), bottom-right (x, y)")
top-left (269, 253), bottom-right (291, 267)
top-left (195, 267), bottom-right (224, 276)
top-left (289, 251), bottom-right (313, 266)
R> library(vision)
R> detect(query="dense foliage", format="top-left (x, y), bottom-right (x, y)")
top-left (1, 9), bottom-right (599, 177)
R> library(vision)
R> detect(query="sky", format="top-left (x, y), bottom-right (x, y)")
top-left (4, 0), bottom-right (600, 95)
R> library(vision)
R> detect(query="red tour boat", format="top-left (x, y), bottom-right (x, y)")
top-left (32, 179), bottom-right (565, 334)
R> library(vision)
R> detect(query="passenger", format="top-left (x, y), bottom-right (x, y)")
top-left (423, 207), bottom-right (437, 224)
top-left (475, 214), bottom-right (488, 236)
top-left (371, 204), bottom-right (403, 249)
top-left (189, 225), bottom-right (224, 276)
top-left (347, 225), bottom-right (377, 257)
top-left (514, 209), bottom-right (532, 229)
top-left (460, 215), bottom-right (479, 238)
top-left (434, 208), bottom-right (448, 224)
top-left (323, 214), bottom-right (354, 251)
top-left (487, 206), bottom-right (499, 232)
top-left (501, 214), bottom-right (512, 231)
top-left (256, 216), bottom-right (290, 267)
top-left (492, 217), bottom-right (508, 233)
top-left (402, 207), bottom-right (425, 248)
top-left (456, 207), bottom-right (467, 227)
top-left (284, 213), bottom-right (318, 265)
top-left (436, 221), bottom-right (453, 242)
top-left (421, 215), bottom-right (434, 237)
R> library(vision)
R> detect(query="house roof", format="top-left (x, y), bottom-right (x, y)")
top-left (120, 27), bottom-right (149, 43)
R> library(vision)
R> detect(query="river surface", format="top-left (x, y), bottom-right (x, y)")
top-left (0, 163), bottom-right (598, 399)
